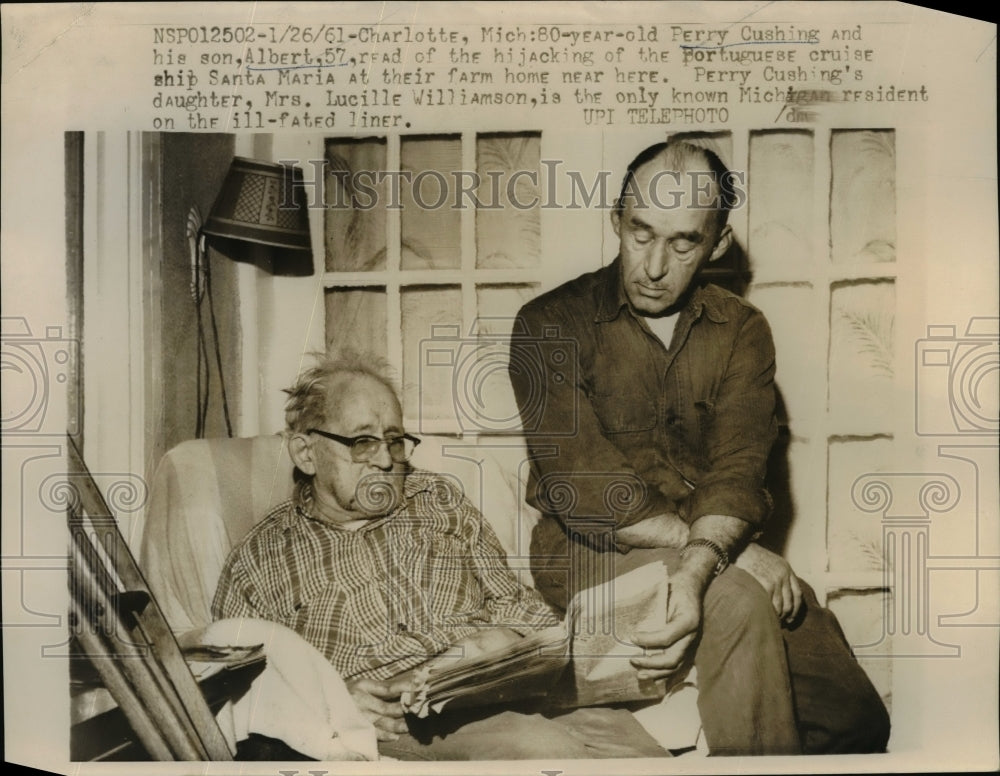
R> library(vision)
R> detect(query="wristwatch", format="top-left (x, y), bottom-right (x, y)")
top-left (681, 538), bottom-right (730, 577)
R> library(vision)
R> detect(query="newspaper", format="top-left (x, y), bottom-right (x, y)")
top-left (182, 642), bottom-right (265, 680)
top-left (562, 561), bottom-right (673, 708)
top-left (401, 562), bottom-right (671, 717)
top-left (400, 625), bottom-right (569, 718)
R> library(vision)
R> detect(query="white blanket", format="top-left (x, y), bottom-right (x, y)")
top-left (195, 618), bottom-right (380, 761)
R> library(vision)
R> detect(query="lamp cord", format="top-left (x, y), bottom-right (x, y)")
top-left (204, 250), bottom-right (233, 437)
top-left (195, 240), bottom-right (208, 438)
top-left (193, 237), bottom-right (232, 438)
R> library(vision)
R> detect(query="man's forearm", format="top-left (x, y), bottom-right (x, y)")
top-left (617, 512), bottom-right (756, 593)
top-left (689, 513), bottom-right (754, 557)
top-left (676, 513), bottom-right (756, 592)
top-left (615, 512), bottom-right (690, 549)
top-left (614, 510), bottom-right (755, 552)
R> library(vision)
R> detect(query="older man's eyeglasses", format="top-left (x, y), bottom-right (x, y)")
top-left (308, 428), bottom-right (421, 463)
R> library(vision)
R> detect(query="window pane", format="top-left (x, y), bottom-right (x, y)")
top-left (828, 280), bottom-right (895, 432)
top-left (325, 287), bottom-right (387, 360)
top-left (476, 284), bottom-right (539, 336)
top-left (401, 285), bottom-right (463, 428)
top-left (827, 437), bottom-right (894, 573)
top-left (401, 136), bottom-right (461, 270)
top-left (831, 130), bottom-right (896, 263)
top-left (476, 133), bottom-right (541, 269)
top-left (749, 131), bottom-right (814, 278)
top-left (472, 285), bottom-right (540, 434)
top-left (325, 138), bottom-right (387, 271)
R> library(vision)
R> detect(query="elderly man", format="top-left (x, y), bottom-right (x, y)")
top-left (511, 140), bottom-right (890, 755)
top-left (212, 352), bottom-right (668, 761)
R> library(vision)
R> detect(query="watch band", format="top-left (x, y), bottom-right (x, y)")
top-left (681, 538), bottom-right (730, 577)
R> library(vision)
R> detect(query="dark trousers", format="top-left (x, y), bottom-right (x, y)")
top-left (378, 705), bottom-right (669, 760)
top-left (533, 543), bottom-right (890, 756)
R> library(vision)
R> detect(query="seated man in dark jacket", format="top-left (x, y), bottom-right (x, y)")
top-left (511, 140), bottom-right (890, 755)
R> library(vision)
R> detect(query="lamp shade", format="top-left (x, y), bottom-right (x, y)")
top-left (202, 157), bottom-right (314, 275)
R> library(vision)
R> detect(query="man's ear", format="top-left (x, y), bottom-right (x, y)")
top-left (288, 432), bottom-right (317, 476)
top-left (708, 224), bottom-right (732, 263)
top-left (611, 208), bottom-right (622, 238)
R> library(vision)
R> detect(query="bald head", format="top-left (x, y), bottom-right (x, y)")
top-left (614, 141), bottom-right (739, 233)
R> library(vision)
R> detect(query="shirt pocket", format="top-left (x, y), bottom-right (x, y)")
top-left (590, 393), bottom-right (658, 434)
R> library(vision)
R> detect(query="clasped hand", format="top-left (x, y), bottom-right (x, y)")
top-left (629, 573), bottom-right (701, 682)
top-left (346, 676), bottom-right (412, 742)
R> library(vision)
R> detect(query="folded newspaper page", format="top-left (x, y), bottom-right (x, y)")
top-left (557, 561), bottom-right (673, 707)
top-left (182, 643), bottom-right (266, 681)
top-left (400, 625), bottom-right (570, 717)
top-left (401, 561), bottom-right (671, 716)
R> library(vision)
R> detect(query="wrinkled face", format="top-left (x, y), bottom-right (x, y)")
top-left (612, 159), bottom-right (732, 316)
top-left (294, 374), bottom-right (406, 524)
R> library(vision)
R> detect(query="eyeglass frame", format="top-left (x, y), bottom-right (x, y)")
top-left (307, 428), bottom-right (421, 463)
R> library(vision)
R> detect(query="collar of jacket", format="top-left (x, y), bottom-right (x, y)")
top-left (594, 256), bottom-right (731, 326)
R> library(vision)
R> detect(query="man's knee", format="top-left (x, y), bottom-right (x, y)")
top-left (702, 565), bottom-right (779, 639)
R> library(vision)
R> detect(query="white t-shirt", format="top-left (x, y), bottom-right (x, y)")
top-left (643, 310), bottom-right (680, 350)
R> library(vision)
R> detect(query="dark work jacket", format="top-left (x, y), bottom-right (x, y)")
top-left (511, 257), bottom-right (777, 559)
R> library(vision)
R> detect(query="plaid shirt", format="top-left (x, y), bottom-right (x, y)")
top-left (212, 469), bottom-right (559, 681)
